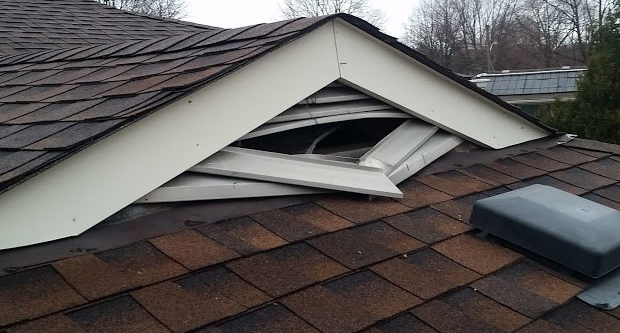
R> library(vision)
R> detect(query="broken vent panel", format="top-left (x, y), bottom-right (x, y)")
top-left (136, 82), bottom-right (464, 203)
top-left (237, 118), bottom-right (406, 155)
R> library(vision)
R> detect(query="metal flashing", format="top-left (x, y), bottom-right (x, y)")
top-left (578, 268), bottom-right (620, 310)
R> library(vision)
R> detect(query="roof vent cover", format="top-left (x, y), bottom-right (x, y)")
top-left (471, 184), bottom-right (620, 278)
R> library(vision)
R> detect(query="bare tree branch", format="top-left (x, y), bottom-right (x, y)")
top-left (279, 0), bottom-right (386, 28)
top-left (404, 0), bottom-right (611, 72)
top-left (95, 0), bottom-right (188, 19)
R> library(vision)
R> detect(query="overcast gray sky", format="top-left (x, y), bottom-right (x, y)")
top-left (184, 0), bottom-right (417, 39)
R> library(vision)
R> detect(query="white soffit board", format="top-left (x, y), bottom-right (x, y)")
top-left (389, 132), bottom-right (464, 184)
top-left (332, 19), bottom-right (550, 149)
top-left (359, 119), bottom-right (438, 173)
top-left (241, 110), bottom-right (411, 140)
top-left (0, 22), bottom-right (341, 250)
top-left (136, 173), bottom-right (325, 203)
top-left (190, 147), bottom-right (403, 198)
top-left (267, 99), bottom-right (392, 123)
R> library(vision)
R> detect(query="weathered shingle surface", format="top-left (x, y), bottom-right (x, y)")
top-left (475, 68), bottom-right (586, 96)
top-left (0, 0), bottom-right (220, 56)
top-left (0, 16), bottom-right (327, 192)
top-left (1, 138), bottom-right (620, 333)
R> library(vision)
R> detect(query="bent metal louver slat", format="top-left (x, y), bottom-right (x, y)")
top-left (138, 86), bottom-right (458, 203)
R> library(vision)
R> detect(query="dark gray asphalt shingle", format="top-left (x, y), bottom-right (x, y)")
top-left (478, 69), bottom-right (585, 96)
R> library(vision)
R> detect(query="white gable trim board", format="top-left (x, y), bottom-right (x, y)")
top-left (0, 19), bottom-right (551, 249)
top-left (332, 19), bottom-right (549, 148)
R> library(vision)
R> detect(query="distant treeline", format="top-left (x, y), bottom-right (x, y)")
top-left (404, 0), bottom-right (614, 73)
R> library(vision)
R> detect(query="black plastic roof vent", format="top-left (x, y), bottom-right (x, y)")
top-left (470, 184), bottom-right (620, 278)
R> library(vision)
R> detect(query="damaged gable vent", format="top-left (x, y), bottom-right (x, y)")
top-left (137, 82), bottom-right (463, 203)
top-left (470, 184), bottom-right (620, 278)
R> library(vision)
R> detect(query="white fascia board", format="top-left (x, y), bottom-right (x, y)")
top-left (241, 110), bottom-right (411, 140)
top-left (267, 99), bottom-right (392, 123)
top-left (359, 120), bottom-right (438, 173)
top-left (136, 173), bottom-right (325, 203)
top-left (332, 19), bottom-right (550, 149)
top-left (389, 132), bottom-right (464, 184)
top-left (0, 22), bottom-right (341, 250)
top-left (190, 147), bottom-right (403, 198)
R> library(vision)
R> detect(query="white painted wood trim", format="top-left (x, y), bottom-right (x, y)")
top-left (332, 19), bottom-right (550, 149)
top-left (0, 22), bottom-right (341, 250)
top-left (190, 147), bottom-right (403, 198)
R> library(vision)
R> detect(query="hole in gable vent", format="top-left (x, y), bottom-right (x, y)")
top-left (237, 118), bottom-right (404, 155)
top-left (136, 81), bottom-right (464, 204)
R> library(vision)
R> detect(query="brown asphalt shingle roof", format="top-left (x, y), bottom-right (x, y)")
top-left (1, 138), bottom-right (620, 333)
top-left (0, 0), bottom-right (220, 56)
top-left (1, 3), bottom-right (620, 331)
